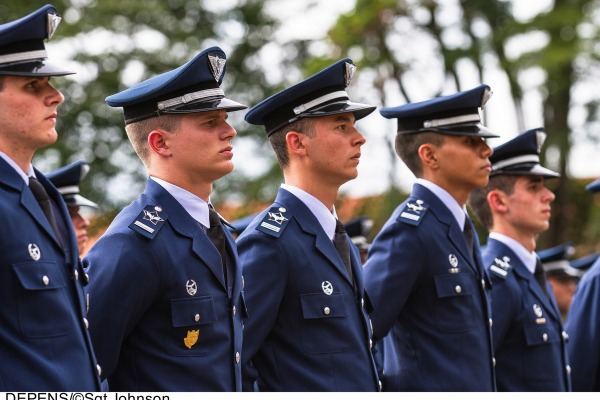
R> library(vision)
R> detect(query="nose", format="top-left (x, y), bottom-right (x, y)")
top-left (544, 186), bottom-right (556, 202)
top-left (222, 121), bottom-right (237, 140)
top-left (45, 82), bottom-right (64, 106)
top-left (481, 140), bottom-right (493, 158)
top-left (354, 129), bottom-right (366, 146)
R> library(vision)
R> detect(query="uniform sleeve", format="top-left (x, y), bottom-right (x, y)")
top-left (236, 231), bottom-right (288, 391)
top-left (565, 272), bottom-right (600, 391)
top-left (363, 220), bottom-right (423, 339)
top-left (83, 231), bottom-right (161, 380)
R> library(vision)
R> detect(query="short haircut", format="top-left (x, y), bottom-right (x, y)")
top-left (0, 75), bottom-right (4, 91)
top-left (468, 174), bottom-right (519, 230)
top-left (124, 114), bottom-right (180, 166)
top-left (269, 117), bottom-right (317, 168)
top-left (395, 131), bottom-right (444, 177)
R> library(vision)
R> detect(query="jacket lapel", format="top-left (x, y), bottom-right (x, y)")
top-left (275, 189), bottom-right (354, 286)
top-left (144, 179), bottom-right (226, 289)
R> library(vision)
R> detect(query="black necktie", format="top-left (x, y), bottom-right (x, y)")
top-left (534, 258), bottom-right (549, 297)
top-left (29, 177), bottom-right (62, 243)
top-left (207, 206), bottom-right (228, 283)
top-left (463, 216), bottom-right (475, 255)
top-left (334, 219), bottom-right (353, 283)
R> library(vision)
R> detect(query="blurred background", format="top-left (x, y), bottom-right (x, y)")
top-left (3, 0), bottom-right (600, 255)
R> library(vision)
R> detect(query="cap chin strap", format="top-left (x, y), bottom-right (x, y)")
top-left (293, 90), bottom-right (348, 115)
top-left (423, 113), bottom-right (481, 129)
top-left (0, 49), bottom-right (47, 64)
top-left (492, 154), bottom-right (539, 171)
top-left (157, 88), bottom-right (225, 111)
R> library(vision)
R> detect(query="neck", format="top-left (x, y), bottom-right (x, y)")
top-left (283, 170), bottom-right (339, 211)
top-left (491, 224), bottom-right (537, 253)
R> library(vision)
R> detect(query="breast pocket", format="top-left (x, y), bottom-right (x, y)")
top-left (300, 292), bottom-right (351, 354)
top-left (167, 296), bottom-right (216, 356)
top-left (12, 261), bottom-right (71, 338)
top-left (434, 273), bottom-right (475, 333)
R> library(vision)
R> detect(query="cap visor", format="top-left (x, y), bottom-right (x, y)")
top-left (302, 100), bottom-right (376, 121)
top-left (0, 60), bottom-right (74, 77)
top-left (428, 123), bottom-right (499, 138)
top-left (162, 97), bottom-right (247, 114)
top-left (65, 194), bottom-right (99, 209)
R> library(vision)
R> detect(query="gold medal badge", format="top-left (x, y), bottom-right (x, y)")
top-left (184, 329), bottom-right (200, 349)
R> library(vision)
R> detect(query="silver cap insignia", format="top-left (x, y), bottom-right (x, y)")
top-left (47, 13), bottom-right (61, 40)
top-left (344, 62), bottom-right (356, 86)
top-left (208, 54), bottom-right (226, 82)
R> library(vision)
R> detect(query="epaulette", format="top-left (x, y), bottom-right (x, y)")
top-left (129, 204), bottom-right (168, 239)
top-left (397, 199), bottom-right (428, 226)
top-left (256, 206), bottom-right (291, 238)
top-left (489, 256), bottom-right (512, 280)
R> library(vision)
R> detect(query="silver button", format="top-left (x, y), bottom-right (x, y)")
top-left (361, 298), bottom-right (365, 308)
top-left (369, 339), bottom-right (373, 349)
top-left (323, 307), bottom-right (331, 315)
top-left (562, 331), bottom-right (569, 341)
top-left (492, 357), bottom-right (496, 367)
top-left (232, 305), bottom-right (237, 316)
top-left (74, 270), bottom-right (79, 280)
top-left (566, 365), bottom-right (571, 374)
top-left (481, 279), bottom-right (486, 289)
top-left (42, 275), bottom-right (49, 285)
top-left (235, 352), bottom-right (241, 364)
top-left (83, 318), bottom-right (89, 329)
top-left (194, 314), bottom-right (200, 322)
top-left (489, 318), bottom-right (493, 328)
top-left (97, 364), bottom-right (102, 376)
top-left (378, 380), bottom-right (382, 391)
top-left (542, 333), bottom-right (548, 342)
top-left (455, 285), bottom-right (462, 294)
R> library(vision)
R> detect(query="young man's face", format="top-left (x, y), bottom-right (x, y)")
top-left (432, 135), bottom-right (493, 193)
top-left (502, 175), bottom-right (555, 235)
top-left (68, 205), bottom-right (90, 254)
top-left (302, 112), bottom-right (366, 187)
top-left (0, 76), bottom-right (64, 155)
top-left (165, 110), bottom-right (237, 184)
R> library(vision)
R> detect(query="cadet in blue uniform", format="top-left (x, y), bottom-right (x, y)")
top-left (47, 160), bottom-right (99, 254)
top-left (566, 178), bottom-right (600, 391)
top-left (83, 47), bottom-right (247, 391)
top-left (469, 128), bottom-right (571, 391)
top-left (238, 59), bottom-right (381, 391)
top-left (0, 5), bottom-right (101, 391)
top-left (539, 243), bottom-right (581, 323)
top-left (363, 85), bottom-right (498, 391)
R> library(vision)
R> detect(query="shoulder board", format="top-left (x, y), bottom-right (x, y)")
top-left (397, 199), bottom-right (429, 226)
top-left (128, 204), bottom-right (168, 239)
top-left (488, 255), bottom-right (513, 280)
top-left (256, 206), bottom-right (291, 238)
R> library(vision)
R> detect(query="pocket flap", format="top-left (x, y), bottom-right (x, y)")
top-left (524, 325), bottom-right (559, 346)
top-left (434, 273), bottom-right (472, 298)
top-left (171, 296), bottom-right (216, 327)
top-left (13, 261), bottom-right (66, 290)
top-left (300, 292), bottom-right (347, 319)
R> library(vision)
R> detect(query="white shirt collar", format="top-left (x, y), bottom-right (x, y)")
top-left (0, 150), bottom-right (35, 184)
top-left (488, 232), bottom-right (537, 274)
top-left (416, 178), bottom-right (468, 229)
top-left (280, 183), bottom-right (338, 240)
top-left (150, 176), bottom-right (210, 228)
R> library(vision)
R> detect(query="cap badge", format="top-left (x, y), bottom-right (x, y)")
top-left (28, 243), bottom-right (41, 261)
top-left (344, 62), bottom-right (356, 86)
top-left (184, 329), bottom-right (200, 349)
top-left (186, 279), bottom-right (197, 296)
top-left (322, 281), bottom-right (333, 295)
top-left (208, 54), bottom-right (226, 82)
top-left (47, 13), bottom-right (61, 39)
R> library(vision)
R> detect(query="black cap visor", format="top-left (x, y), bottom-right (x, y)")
top-left (0, 59), bottom-right (74, 77)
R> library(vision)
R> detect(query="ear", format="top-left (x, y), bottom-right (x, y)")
top-left (487, 189), bottom-right (508, 214)
top-left (147, 129), bottom-right (172, 157)
top-left (285, 130), bottom-right (307, 157)
top-left (418, 143), bottom-right (439, 169)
